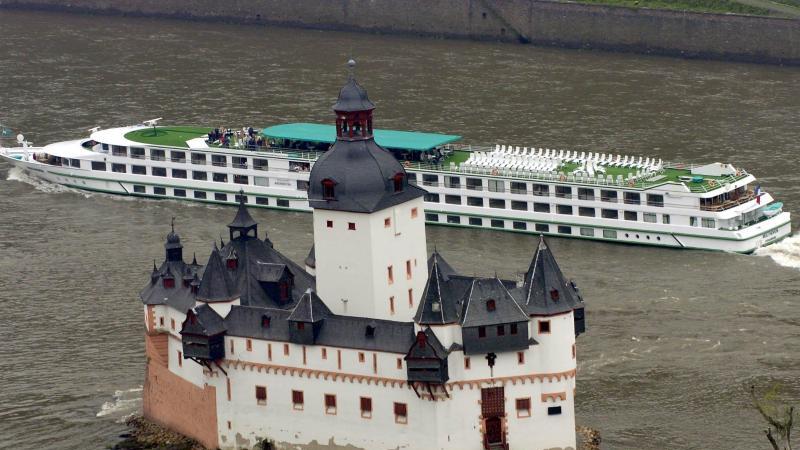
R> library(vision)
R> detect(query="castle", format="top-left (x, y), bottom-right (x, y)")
top-left (139, 68), bottom-right (586, 450)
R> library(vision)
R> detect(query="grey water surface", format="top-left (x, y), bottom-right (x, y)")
top-left (0, 9), bottom-right (799, 450)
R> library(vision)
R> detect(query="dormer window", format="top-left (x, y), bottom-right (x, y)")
top-left (321, 178), bottom-right (336, 200)
top-left (261, 315), bottom-right (271, 328)
top-left (550, 289), bottom-right (560, 301)
top-left (189, 314), bottom-right (197, 325)
top-left (297, 322), bottom-right (305, 331)
top-left (416, 331), bottom-right (427, 348)
top-left (279, 281), bottom-right (290, 301)
top-left (183, 279), bottom-right (191, 288)
top-left (227, 257), bottom-right (238, 270)
top-left (486, 299), bottom-right (496, 312)
top-left (393, 172), bottom-right (405, 193)
top-left (163, 278), bottom-right (175, 289)
top-left (365, 325), bottom-right (376, 338)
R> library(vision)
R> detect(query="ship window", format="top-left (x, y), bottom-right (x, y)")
top-left (511, 201), bottom-right (527, 211)
top-left (394, 402), bottom-right (408, 424)
top-left (467, 196), bottom-right (484, 207)
top-left (192, 171), bottom-right (207, 181)
top-left (579, 207), bottom-right (595, 217)
top-left (466, 178), bottom-right (483, 190)
top-left (171, 151), bottom-right (186, 163)
top-left (511, 181), bottom-right (527, 194)
top-left (91, 161), bottom-right (106, 171)
top-left (233, 174), bottom-right (249, 185)
top-left (152, 167), bottom-right (167, 177)
top-left (624, 192), bottom-right (641, 205)
top-left (491, 219), bottom-right (504, 228)
top-left (254, 176), bottom-right (269, 187)
top-left (154, 187), bottom-right (166, 196)
top-left (215, 193), bottom-right (227, 202)
top-left (647, 194), bottom-right (664, 207)
top-left (234, 194), bottom-right (247, 204)
top-left (447, 215), bottom-right (461, 224)
top-left (578, 188), bottom-right (595, 201)
top-left (603, 229), bottom-right (617, 239)
top-left (174, 189), bottom-right (186, 198)
top-left (424, 193), bottom-right (440, 203)
top-left (555, 186), bottom-right (572, 199)
top-left (130, 147), bottom-right (145, 159)
top-left (407, 172), bottom-right (417, 184)
top-left (702, 218), bottom-right (716, 228)
top-left (425, 213), bottom-right (439, 222)
top-left (172, 169), bottom-right (187, 179)
top-left (253, 158), bottom-right (269, 171)
top-left (624, 211), bottom-right (638, 221)
top-left (690, 217), bottom-right (698, 227)
top-left (191, 152), bottom-right (206, 165)
top-left (533, 202), bottom-right (550, 213)
top-left (101, 143), bottom-right (109, 151)
top-left (112, 145), bottom-right (127, 157)
top-left (422, 174), bottom-right (438, 186)
top-left (111, 163), bottom-right (126, 173)
top-left (321, 179), bottom-right (336, 200)
top-left (532, 184), bottom-right (549, 196)
top-left (489, 199), bottom-right (505, 209)
top-left (193, 191), bottom-right (207, 199)
top-left (601, 209), bottom-right (618, 219)
top-left (580, 227), bottom-right (594, 237)
top-left (469, 217), bottom-right (482, 226)
top-left (445, 175), bottom-right (460, 189)
top-left (133, 185), bottom-right (145, 194)
top-left (212, 172), bottom-right (228, 183)
top-left (132, 165), bottom-right (146, 175)
top-left (256, 196), bottom-right (269, 205)
top-left (277, 199), bottom-right (289, 207)
top-left (150, 149), bottom-right (165, 161)
top-left (662, 214), bottom-right (670, 224)
top-left (211, 154), bottom-right (227, 167)
top-left (557, 225), bottom-right (572, 234)
top-left (557, 205), bottom-right (573, 215)
top-left (297, 180), bottom-right (309, 191)
top-left (535, 223), bottom-right (549, 232)
top-left (601, 190), bottom-right (618, 202)
top-left (255, 386), bottom-right (267, 405)
top-left (486, 299), bottom-right (496, 312)
top-left (488, 179), bottom-right (505, 193)
top-left (445, 195), bottom-right (462, 205)
top-left (643, 213), bottom-right (657, 223)
top-left (231, 156), bottom-right (247, 169)
top-left (70, 159), bottom-right (81, 168)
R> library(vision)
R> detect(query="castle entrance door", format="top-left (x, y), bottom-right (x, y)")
top-left (481, 387), bottom-right (506, 449)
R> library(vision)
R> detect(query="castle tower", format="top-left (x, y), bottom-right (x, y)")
top-left (308, 61), bottom-right (429, 320)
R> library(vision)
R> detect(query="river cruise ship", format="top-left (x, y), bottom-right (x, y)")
top-left (1, 118), bottom-right (790, 253)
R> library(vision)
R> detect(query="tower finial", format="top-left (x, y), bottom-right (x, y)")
top-left (238, 189), bottom-right (245, 205)
top-left (347, 58), bottom-right (356, 79)
top-left (171, 216), bottom-right (175, 233)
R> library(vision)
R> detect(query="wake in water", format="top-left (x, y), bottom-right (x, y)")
top-left (96, 387), bottom-right (143, 422)
top-left (754, 233), bottom-right (800, 270)
top-left (5, 166), bottom-right (84, 195)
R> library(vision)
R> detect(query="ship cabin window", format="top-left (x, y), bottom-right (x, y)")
top-left (532, 184), bottom-right (549, 196)
top-left (111, 163), bottom-right (126, 173)
top-left (70, 159), bottom-right (81, 168)
top-left (132, 165), bottom-right (147, 175)
top-left (579, 207), bottom-right (595, 217)
top-left (662, 214), bottom-right (671, 224)
top-left (154, 187), bottom-right (166, 196)
top-left (489, 199), bottom-right (505, 209)
top-left (424, 193), bottom-right (440, 203)
top-left (112, 145), bottom-right (127, 157)
top-left (647, 194), bottom-right (664, 207)
top-left (643, 213), bottom-right (657, 223)
top-left (548, 406), bottom-right (562, 416)
top-left (445, 195), bottom-right (461, 205)
top-left (152, 167), bottom-right (167, 177)
top-left (702, 218), bottom-right (716, 228)
top-left (624, 192), bottom-right (641, 205)
top-left (174, 189), bottom-right (186, 198)
top-left (467, 197), bottom-right (483, 207)
top-left (601, 209), bottom-right (618, 219)
top-left (234, 194), bottom-right (248, 204)
top-left (558, 225), bottom-right (572, 235)
top-left (255, 386), bottom-right (267, 405)
top-left (516, 398), bottom-right (532, 418)
top-left (91, 161), bottom-right (106, 171)
top-left (253, 158), bottom-right (269, 171)
top-left (324, 394), bottom-right (337, 415)
top-left (171, 151), bottom-right (186, 163)
top-left (445, 176), bottom-right (460, 189)
top-left (491, 219), bottom-right (504, 228)
top-left (194, 191), bottom-right (207, 199)
top-left (555, 186), bottom-right (572, 199)
top-left (466, 178), bottom-right (483, 191)
top-left (393, 173), bottom-right (405, 192)
top-left (601, 190), bottom-right (618, 202)
top-left (425, 213), bottom-right (439, 222)
top-left (624, 211), bottom-right (638, 221)
top-left (172, 169), bottom-right (187, 179)
top-left (211, 154), bottom-right (227, 167)
top-left (231, 156), bottom-right (247, 169)
top-left (321, 179), bottom-right (336, 200)
top-left (535, 224), bottom-right (549, 233)
top-left (580, 227), bottom-right (595, 237)
top-left (603, 229), bottom-right (617, 239)
top-left (192, 171), bottom-right (207, 181)
top-left (130, 147), bottom-right (145, 159)
top-left (256, 197), bottom-right (269, 205)
top-left (215, 193), bottom-right (227, 202)
top-left (255, 176), bottom-right (269, 187)
top-left (191, 152), bottom-right (206, 165)
top-left (488, 179), bottom-right (505, 193)
top-left (360, 397), bottom-right (373, 418)
top-left (233, 174), bottom-right (249, 185)
top-left (557, 205), bottom-right (573, 215)
top-left (422, 174), bottom-right (439, 186)
top-left (292, 390), bottom-right (304, 410)
top-left (511, 201), bottom-right (527, 211)
top-left (578, 188), bottom-right (595, 201)
top-left (511, 181), bottom-right (527, 194)
top-left (133, 185), bottom-right (145, 194)
top-left (469, 217), bottom-right (482, 226)
top-left (513, 221), bottom-right (527, 230)
top-left (406, 172), bottom-right (417, 185)
top-left (533, 202), bottom-right (550, 213)
top-left (394, 402), bottom-right (408, 424)
top-left (101, 143), bottom-right (109, 151)
top-left (150, 149), bottom-right (165, 161)
top-left (447, 215), bottom-right (461, 224)
top-left (213, 173), bottom-right (228, 183)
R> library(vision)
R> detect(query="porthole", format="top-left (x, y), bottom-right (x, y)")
top-left (625, 233), bottom-right (629, 238)
top-left (657, 236), bottom-right (661, 241)
top-left (646, 235), bottom-right (650, 240)
top-left (635, 234), bottom-right (640, 239)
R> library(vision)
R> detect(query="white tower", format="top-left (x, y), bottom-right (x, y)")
top-left (307, 63), bottom-right (428, 321)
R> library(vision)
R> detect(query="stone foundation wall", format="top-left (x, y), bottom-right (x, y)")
top-left (1, 1), bottom-right (795, 65)
top-left (143, 333), bottom-right (218, 450)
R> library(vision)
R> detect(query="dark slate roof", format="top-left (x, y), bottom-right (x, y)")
top-left (304, 245), bottom-right (315, 269)
top-left (332, 76), bottom-right (375, 112)
top-left (185, 304), bottom-right (226, 336)
top-left (288, 289), bottom-right (332, 323)
top-left (165, 230), bottom-right (182, 250)
top-left (139, 259), bottom-right (200, 312)
top-left (197, 246), bottom-right (239, 302)
top-left (518, 236), bottom-right (583, 316)
top-left (415, 251), bottom-right (465, 325)
top-left (228, 200), bottom-right (258, 230)
top-left (225, 306), bottom-right (292, 341)
top-left (460, 278), bottom-right (528, 327)
top-left (405, 328), bottom-right (448, 360)
top-left (308, 138), bottom-right (426, 213)
top-left (254, 262), bottom-right (288, 283)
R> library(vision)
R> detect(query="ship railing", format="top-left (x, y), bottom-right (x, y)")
top-left (700, 190), bottom-right (757, 211)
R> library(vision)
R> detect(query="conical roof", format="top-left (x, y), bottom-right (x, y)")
top-left (228, 198), bottom-right (258, 230)
top-left (522, 236), bottom-right (582, 316)
top-left (332, 75), bottom-right (375, 112)
top-left (197, 246), bottom-right (239, 302)
top-left (288, 289), bottom-right (332, 323)
top-left (460, 277), bottom-right (528, 327)
top-left (415, 251), bottom-right (462, 325)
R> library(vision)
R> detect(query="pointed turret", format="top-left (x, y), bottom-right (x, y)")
top-left (288, 289), bottom-right (332, 323)
top-left (522, 236), bottom-right (584, 317)
top-left (164, 217), bottom-right (183, 262)
top-left (197, 245), bottom-right (239, 302)
top-left (228, 191), bottom-right (258, 241)
top-left (414, 251), bottom-right (461, 325)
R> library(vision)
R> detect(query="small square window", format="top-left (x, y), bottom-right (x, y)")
top-left (385, 217), bottom-right (391, 228)
top-left (348, 222), bottom-right (356, 230)
top-left (538, 320), bottom-right (551, 334)
top-left (292, 390), bottom-right (304, 410)
top-left (548, 406), bottom-right (562, 416)
top-left (510, 323), bottom-right (518, 335)
top-left (497, 325), bottom-right (505, 336)
top-left (255, 386), bottom-right (267, 405)
top-left (326, 220), bottom-right (333, 228)
top-left (411, 207), bottom-right (418, 218)
top-left (516, 398), bottom-right (531, 418)
top-left (394, 402), bottom-right (408, 424)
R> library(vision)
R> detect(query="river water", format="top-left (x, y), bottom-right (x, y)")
top-left (0, 9), bottom-right (799, 450)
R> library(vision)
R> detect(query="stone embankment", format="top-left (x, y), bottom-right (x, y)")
top-left (0, 0), bottom-right (798, 65)
top-left (111, 416), bottom-right (202, 450)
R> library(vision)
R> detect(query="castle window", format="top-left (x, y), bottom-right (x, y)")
top-left (517, 351), bottom-right (525, 364)
top-left (321, 178), bottom-right (336, 200)
top-left (497, 325), bottom-right (505, 336)
top-left (393, 173), bottom-right (405, 193)
top-left (255, 386), bottom-right (267, 406)
top-left (389, 296), bottom-right (395, 314)
top-left (411, 207), bottom-right (418, 218)
top-left (572, 344), bottom-right (576, 359)
top-left (163, 278), bottom-right (175, 289)
top-left (159, 317), bottom-right (164, 326)
top-left (516, 398), bottom-right (531, 418)
top-left (279, 282), bottom-right (289, 301)
top-left (324, 394), bottom-right (337, 415)
top-left (550, 289), bottom-right (560, 301)
top-left (486, 299), bottom-right (496, 312)
top-left (358, 352), bottom-right (365, 363)
top-left (365, 325), bottom-right (375, 339)
top-left (387, 266), bottom-right (394, 284)
top-left (326, 220), bottom-right (333, 228)
top-left (396, 358), bottom-right (402, 369)
top-left (360, 397), bottom-right (373, 418)
top-left (261, 315), bottom-right (271, 328)
top-left (246, 339), bottom-right (252, 351)
top-left (384, 217), bottom-right (391, 228)
top-left (297, 322), bottom-right (305, 330)
top-left (464, 357), bottom-right (471, 370)
top-left (408, 288), bottom-right (413, 307)
top-left (478, 326), bottom-right (487, 338)
top-left (170, 318), bottom-right (175, 330)
top-left (510, 323), bottom-right (518, 335)
top-left (283, 344), bottom-right (290, 356)
top-left (177, 351), bottom-right (182, 367)
top-left (348, 222), bottom-right (356, 230)
top-left (321, 348), bottom-right (327, 359)
top-left (292, 390), bottom-right (304, 410)
top-left (394, 402), bottom-right (408, 424)
top-left (539, 320), bottom-right (551, 334)
top-left (548, 406), bottom-right (562, 416)
top-left (406, 260), bottom-right (412, 279)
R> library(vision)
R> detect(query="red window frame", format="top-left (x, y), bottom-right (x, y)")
top-left (324, 394), bottom-right (337, 415)
top-left (360, 397), bottom-right (373, 418)
top-left (255, 386), bottom-right (267, 405)
top-left (292, 390), bottom-right (304, 410)
top-left (516, 398), bottom-right (531, 418)
top-left (393, 172), bottom-right (405, 192)
top-left (321, 179), bottom-right (336, 200)
top-left (394, 402), bottom-right (408, 424)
